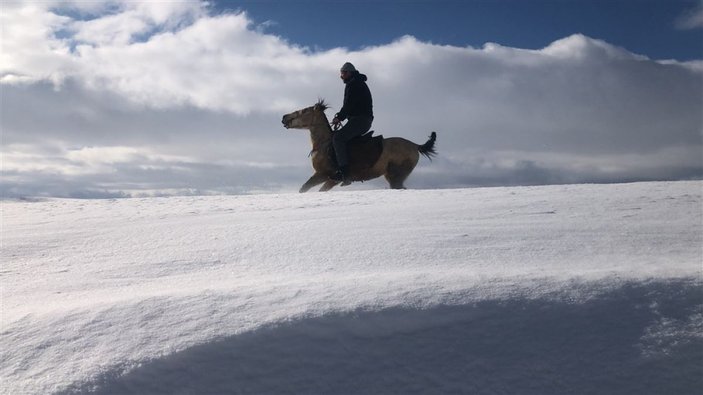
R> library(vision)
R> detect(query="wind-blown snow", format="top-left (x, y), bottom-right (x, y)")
top-left (1, 182), bottom-right (701, 394)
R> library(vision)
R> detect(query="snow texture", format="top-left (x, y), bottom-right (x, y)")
top-left (1, 181), bottom-right (702, 394)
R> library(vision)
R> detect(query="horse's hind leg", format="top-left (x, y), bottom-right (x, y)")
top-left (385, 160), bottom-right (416, 189)
top-left (319, 180), bottom-right (339, 192)
top-left (300, 173), bottom-right (327, 193)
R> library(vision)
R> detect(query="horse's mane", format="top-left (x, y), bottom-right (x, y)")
top-left (316, 98), bottom-right (330, 112)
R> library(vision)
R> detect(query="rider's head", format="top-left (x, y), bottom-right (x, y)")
top-left (340, 62), bottom-right (356, 81)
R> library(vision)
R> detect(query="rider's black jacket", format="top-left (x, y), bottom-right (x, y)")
top-left (336, 71), bottom-right (373, 121)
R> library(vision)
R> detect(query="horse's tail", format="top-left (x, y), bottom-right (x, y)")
top-left (418, 131), bottom-right (437, 160)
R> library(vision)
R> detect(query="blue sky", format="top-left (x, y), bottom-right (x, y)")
top-left (1, 1), bottom-right (701, 198)
top-left (224, 0), bottom-right (702, 61)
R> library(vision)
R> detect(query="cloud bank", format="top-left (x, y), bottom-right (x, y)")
top-left (2, 1), bottom-right (701, 198)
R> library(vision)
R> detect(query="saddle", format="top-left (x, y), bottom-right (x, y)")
top-left (329, 131), bottom-right (384, 173)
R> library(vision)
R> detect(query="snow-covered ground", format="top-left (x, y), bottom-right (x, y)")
top-left (2, 181), bottom-right (701, 394)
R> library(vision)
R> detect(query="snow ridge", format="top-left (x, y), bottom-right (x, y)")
top-left (2, 182), bottom-right (701, 394)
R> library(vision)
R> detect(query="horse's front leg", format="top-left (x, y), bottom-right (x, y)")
top-left (299, 173), bottom-right (328, 193)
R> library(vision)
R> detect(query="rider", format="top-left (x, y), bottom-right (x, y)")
top-left (330, 62), bottom-right (374, 184)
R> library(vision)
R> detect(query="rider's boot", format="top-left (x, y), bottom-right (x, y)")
top-left (330, 165), bottom-right (351, 186)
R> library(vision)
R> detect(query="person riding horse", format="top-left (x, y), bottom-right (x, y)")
top-left (330, 62), bottom-right (374, 185)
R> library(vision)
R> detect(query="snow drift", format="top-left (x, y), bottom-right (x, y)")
top-left (2, 181), bottom-right (701, 394)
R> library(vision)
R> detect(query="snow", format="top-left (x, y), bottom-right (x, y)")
top-left (1, 181), bottom-right (702, 394)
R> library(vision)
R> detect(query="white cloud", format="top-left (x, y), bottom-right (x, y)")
top-left (73, 11), bottom-right (322, 114)
top-left (540, 34), bottom-right (647, 60)
top-left (1, 1), bottom-right (701, 198)
top-left (676, 1), bottom-right (703, 29)
top-left (2, 2), bottom-right (322, 114)
top-left (0, 3), bottom-right (73, 85)
top-left (68, 2), bottom-right (206, 46)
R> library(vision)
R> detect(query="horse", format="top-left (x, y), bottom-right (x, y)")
top-left (282, 99), bottom-right (437, 192)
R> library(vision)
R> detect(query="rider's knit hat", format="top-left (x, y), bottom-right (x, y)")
top-left (340, 62), bottom-right (357, 73)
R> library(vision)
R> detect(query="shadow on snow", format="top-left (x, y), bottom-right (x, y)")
top-left (63, 280), bottom-right (702, 395)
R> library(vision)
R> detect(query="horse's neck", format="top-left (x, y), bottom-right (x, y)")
top-left (309, 116), bottom-right (332, 149)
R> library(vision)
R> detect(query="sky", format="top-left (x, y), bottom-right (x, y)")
top-left (1, 0), bottom-right (702, 198)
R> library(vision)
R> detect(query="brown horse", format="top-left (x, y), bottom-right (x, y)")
top-left (282, 100), bottom-right (437, 192)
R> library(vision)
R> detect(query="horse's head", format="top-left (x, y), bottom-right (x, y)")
top-left (282, 99), bottom-right (330, 130)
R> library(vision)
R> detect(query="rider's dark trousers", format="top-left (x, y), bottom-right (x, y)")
top-left (332, 115), bottom-right (373, 168)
